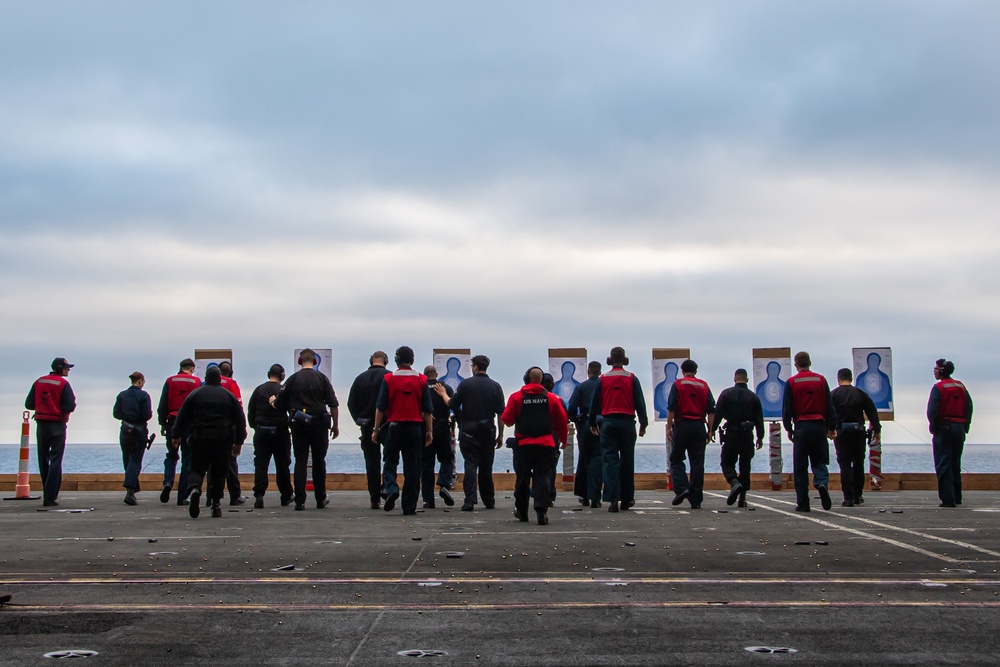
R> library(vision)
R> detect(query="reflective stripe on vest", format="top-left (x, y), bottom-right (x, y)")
top-left (385, 370), bottom-right (426, 423)
top-left (676, 377), bottom-right (709, 420)
top-left (937, 380), bottom-right (968, 423)
top-left (600, 370), bottom-right (636, 416)
top-left (789, 373), bottom-right (827, 422)
top-left (33, 376), bottom-right (67, 421)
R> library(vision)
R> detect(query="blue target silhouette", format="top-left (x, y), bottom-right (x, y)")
top-left (654, 361), bottom-right (679, 419)
top-left (755, 361), bottom-right (786, 419)
top-left (856, 352), bottom-right (892, 409)
top-left (554, 361), bottom-right (580, 404)
top-left (441, 356), bottom-right (465, 392)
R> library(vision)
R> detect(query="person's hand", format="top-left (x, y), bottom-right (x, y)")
top-left (432, 384), bottom-right (448, 397)
top-left (170, 437), bottom-right (180, 450)
top-left (425, 431), bottom-right (433, 447)
top-left (785, 430), bottom-right (793, 442)
top-left (638, 425), bottom-right (647, 438)
top-left (827, 430), bottom-right (837, 440)
top-left (755, 438), bottom-right (763, 450)
top-left (232, 443), bottom-right (242, 457)
top-left (590, 426), bottom-right (599, 436)
top-left (495, 436), bottom-right (503, 450)
top-left (160, 427), bottom-right (166, 437)
top-left (268, 395), bottom-right (276, 406)
top-left (560, 441), bottom-right (568, 450)
top-left (371, 431), bottom-right (379, 445)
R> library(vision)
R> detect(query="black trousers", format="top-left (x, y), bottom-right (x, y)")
top-left (720, 429), bottom-right (754, 492)
top-left (458, 420), bottom-right (497, 506)
top-left (187, 439), bottom-right (231, 504)
top-left (669, 420), bottom-right (707, 506)
top-left (252, 425), bottom-right (293, 500)
top-left (36, 420), bottom-right (67, 504)
top-left (358, 419), bottom-right (382, 505)
top-left (222, 455), bottom-right (241, 500)
top-left (382, 422), bottom-right (423, 514)
top-left (574, 424), bottom-right (601, 501)
top-left (422, 420), bottom-right (453, 504)
top-left (514, 444), bottom-right (555, 514)
top-left (834, 427), bottom-right (867, 501)
top-left (291, 418), bottom-right (330, 504)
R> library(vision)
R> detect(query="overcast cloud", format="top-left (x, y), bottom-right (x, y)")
top-left (2, 1), bottom-right (999, 446)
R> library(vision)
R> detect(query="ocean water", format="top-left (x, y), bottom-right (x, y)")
top-left (1, 442), bottom-right (996, 476)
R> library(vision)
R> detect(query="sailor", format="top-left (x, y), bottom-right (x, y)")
top-left (24, 357), bottom-right (77, 507)
top-left (113, 371), bottom-right (153, 506)
top-left (501, 367), bottom-right (569, 525)
top-left (246, 364), bottom-right (294, 509)
top-left (271, 348), bottom-right (340, 510)
top-left (432, 354), bottom-right (505, 511)
top-left (710, 368), bottom-right (764, 507)
top-left (568, 361), bottom-right (603, 507)
top-left (217, 361), bottom-right (246, 506)
top-left (782, 351), bottom-right (837, 512)
top-left (347, 351), bottom-right (391, 509)
top-left (831, 368), bottom-right (881, 507)
top-left (926, 359), bottom-right (973, 508)
top-left (156, 358), bottom-right (201, 505)
top-left (371, 346), bottom-right (433, 515)
top-left (589, 347), bottom-right (648, 513)
top-left (665, 359), bottom-right (716, 509)
top-left (173, 366), bottom-right (247, 519)
top-left (421, 365), bottom-right (456, 509)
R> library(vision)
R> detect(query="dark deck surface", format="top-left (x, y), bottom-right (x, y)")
top-left (2, 489), bottom-right (999, 665)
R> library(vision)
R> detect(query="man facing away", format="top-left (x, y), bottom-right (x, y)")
top-left (157, 358), bottom-right (201, 505)
top-left (25, 357), bottom-right (77, 507)
top-left (173, 366), bottom-right (247, 519)
top-left (217, 361), bottom-right (245, 506)
top-left (782, 351), bottom-right (836, 512)
top-left (568, 361), bottom-right (603, 507)
top-left (710, 368), bottom-right (764, 508)
top-left (665, 359), bottom-right (716, 510)
top-left (927, 358), bottom-right (973, 508)
top-left (432, 354), bottom-right (505, 511)
top-left (589, 347), bottom-right (648, 513)
top-left (347, 351), bottom-right (392, 509)
top-left (271, 348), bottom-right (340, 510)
top-left (246, 364), bottom-right (293, 509)
top-left (502, 367), bottom-right (569, 525)
top-left (372, 346), bottom-right (433, 515)
top-left (113, 371), bottom-right (152, 506)
top-left (831, 367), bottom-right (881, 507)
top-left (422, 365), bottom-right (456, 508)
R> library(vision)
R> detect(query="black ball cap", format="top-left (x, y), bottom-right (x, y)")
top-left (51, 357), bottom-right (74, 372)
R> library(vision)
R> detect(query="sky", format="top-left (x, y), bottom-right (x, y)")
top-left (2, 1), bottom-right (999, 446)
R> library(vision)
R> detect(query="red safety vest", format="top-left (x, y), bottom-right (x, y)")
top-left (221, 376), bottom-right (242, 404)
top-left (32, 374), bottom-right (68, 422)
top-left (385, 369), bottom-right (427, 423)
top-left (600, 369), bottom-right (636, 416)
top-left (936, 379), bottom-right (969, 423)
top-left (787, 371), bottom-right (828, 422)
top-left (166, 373), bottom-right (202, 418)
top-left (675, 377), bottom-right (710, 420)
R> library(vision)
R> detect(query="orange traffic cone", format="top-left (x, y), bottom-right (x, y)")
top-left (5, 412), bottom-right (40, 500)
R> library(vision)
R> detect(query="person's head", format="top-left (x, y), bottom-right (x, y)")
top-left (128, 371), bottom-right (145, 387)
top-left (734, 368), bottom-right (748, 384)
top-left (471, 354), bottom-right (490, 373)
top-left (219, 361), bottom-right (233, 378)
top-left (587, 361), bottom-right (602, 378)
top-left (268, 364), bottom-right (285, 381)
top-left (394, 346), bottom-right (415, 367)
top-left (369, 350), bottom-right (389, 367)
top-left (794, 351), bottom-right (811, 370)
top-left (935, 358), bottom-right (955, 379)
top-left (205, 366), bottom-right (222, 385)
top-left (837, 368), bottom-right (853, 384)
top-left (298, 348), bottom-right (316, 367)
top-left (179, 358), bottom-right (196, 374)
top-left (680, 359), bottom-right (698, 376)
top-left (607, 346), bottom-right (628, 367)
top-left (525, 367), bottom-right (544, 385)
top-left (424, 365), bottom-right (438, 379)
top-left (541, 372), bottom-right (555, 391)
top-left (51, 357), bottom-right (74, 376)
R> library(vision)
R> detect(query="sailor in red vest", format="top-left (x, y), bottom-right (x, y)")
top-left (588, 347), bottom-right (649, 513)
top-left (781, 351), bottom-right (836, 512)
top-left (157, 358), bottom-right (202, 505)
top-left (217, 361), bottom-right (246, 506)
top-left (501, 367), bottom-right (569, 525)
top-left (665, 359), bottom-right (716, 509)
top-left (24, 357), bottom-right (77, 506)
top-left (926, 359), bottom-right (973, 507)
top-left (371, 346), bottom-right (433, 515)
